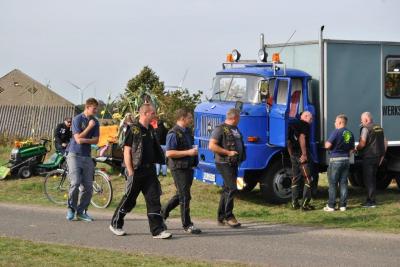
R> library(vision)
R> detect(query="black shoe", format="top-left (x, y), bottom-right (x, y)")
top-left (184, 225), bottom-right (202, 234)
top-left (291, 202), bottom-right (301, 210)
top-left (160, 210), bottom-right (168, 230)
top-left (301, 204), bottom-right (315, 211)
top-left (361, 202), bottom-right (376, 208)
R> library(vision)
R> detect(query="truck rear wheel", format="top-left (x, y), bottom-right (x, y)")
top-left (240, 172), bottom-right (259, 193)
top-left (260, 160), bottom-right (292, 203)
top-left (348, 165), bottom-right (392, 190)
top-left (349, 169), bottom-right (363, 187)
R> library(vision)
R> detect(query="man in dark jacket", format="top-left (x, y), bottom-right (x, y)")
top-left (54, 117), bottom-right (72, 154)
top-left (355, 112), bottom-right (387, 208)
top-left (161, 108), bottom-right (201, 234)
top-left (287, 111), bottom-right (314, 211)
top-left (109, 104), bottom-right (172, 239)
top-left (209, 108), bottom-right (246, 228)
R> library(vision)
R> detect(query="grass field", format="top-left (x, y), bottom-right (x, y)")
top-left (1, 145), bottom-right (400, 233)
top-left (0, 237), bottom-right (245, 267)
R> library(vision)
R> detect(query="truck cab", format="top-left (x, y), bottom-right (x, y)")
top-left (194, 51), bottom-right (318, 203)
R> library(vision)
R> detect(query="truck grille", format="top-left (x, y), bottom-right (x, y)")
top-left (200, 114), bottom-right (223, 138)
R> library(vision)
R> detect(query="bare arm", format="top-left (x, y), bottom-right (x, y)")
top-left (299, 134), bottom-right (308, 162)
top-left (356, 138), bottom-right (367, 151)
top-left (166, 149), bottom-right (197, 158)
top-left (124, 146), bottom-right (134, 177)
top-left (208, 138), bottom-right (237, 157)
top-left (287, 140), bottom-right (294, 157)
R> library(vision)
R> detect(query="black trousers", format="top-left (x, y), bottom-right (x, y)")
top-left (362, 157), bottom-right (380, 203)
top-left (111, 166), bottom-right (165, 236)
top-left (290, 154), bottom-right (312, 206)
top-left (162, 169), bottom-right (194, 228)
top-left (216, 163), bottom-right (238, 221)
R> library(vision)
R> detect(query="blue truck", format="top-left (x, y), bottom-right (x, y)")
top-left (193, 30), bottom-right (400, 203)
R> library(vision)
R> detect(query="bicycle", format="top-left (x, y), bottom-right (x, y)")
top-left (43, 156), bottom-right (118, 209)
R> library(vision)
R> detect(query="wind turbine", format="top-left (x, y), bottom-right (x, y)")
top-left (165, 68), bottom-right (189, 92)
top-left (66, 80), bottom-right (95, 105)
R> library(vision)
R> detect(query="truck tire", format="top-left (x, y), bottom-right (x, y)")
top-left (241, 172), bottom-right (259, 193)
top-left (376, 169), bottom-right (393, 190)
top-left (348, 165), bottom-right (392, 190)
top-left (18, 166), bottom-right (32, 179)
top-left (260, 160), bottom-right (292, 203)
top-left (349, 169), bottom-right (363, 187)
top-left (395, 175), bottom-right (400, 190)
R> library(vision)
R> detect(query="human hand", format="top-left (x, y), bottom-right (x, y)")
top-left (188, 148), bottom-right (198, 156)
top-left (62, 143), bottom-right (67, 147)
top-left (88, 120), bottom-right (96, 129)
top-left (227, 150), bottom-right (238, 157)
top-left (300, 154), bottom-right (308, 163)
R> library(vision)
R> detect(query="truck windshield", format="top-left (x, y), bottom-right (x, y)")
top-left (211, 75), bottom-right (263, 103)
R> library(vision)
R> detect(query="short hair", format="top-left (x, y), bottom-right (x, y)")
top-left (336, 114), bottom-right (348, 124)
top-left (226, 108), bottom-right (240, 119)
top-left (361, 111), bottom-right (373, 121)
top-left (175, 108), bottom-right (191, 121)
top-left (64, 117), bottom-right (72, 121)
top-left (85, 98), bottom-right (99, 107)
top-left (300, 111), bottom-right (312, 119)
top-left (139, 103), bottom-right (155, 114)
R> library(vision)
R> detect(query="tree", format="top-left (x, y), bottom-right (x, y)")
top-left (117, 66), bottom-right (203, 127)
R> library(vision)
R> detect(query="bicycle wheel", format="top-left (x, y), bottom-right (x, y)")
top-left (44, 169), bottom-right (69, 205)
top-left (91, 170), bottom-right (113, 209)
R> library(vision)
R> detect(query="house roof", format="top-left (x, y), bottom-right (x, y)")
top-left (0, 69), bottom-right (74, 107)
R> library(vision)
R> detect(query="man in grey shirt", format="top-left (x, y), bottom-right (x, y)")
top-left (66, 98), bottom-right (100, 221)
top-left (355, 112), bottom-right (387, 208)
top-left (209, 108), bottom-right (246, 228)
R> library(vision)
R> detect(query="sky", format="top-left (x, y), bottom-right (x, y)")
top-left (1, 0), bottom-right (399, 104)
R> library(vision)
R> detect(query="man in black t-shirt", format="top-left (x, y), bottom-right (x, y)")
top-left (287, 111), bottom-right (314, 211)
top-left (54, 117), bottom-right (72, 154)
top-left (109, 104), bottom-right (171, 239)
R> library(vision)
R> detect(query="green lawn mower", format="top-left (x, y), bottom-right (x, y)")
top-left (0, 139), bottom-right (65, 180)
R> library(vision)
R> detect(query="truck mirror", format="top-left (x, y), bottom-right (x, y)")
top-left (235, 101), bottom-right (244, 111)
top-left (259, 80), bottom-right (270, 102)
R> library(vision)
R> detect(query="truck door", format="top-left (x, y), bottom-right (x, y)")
top-left (269, 77), bottom-right (292, 147)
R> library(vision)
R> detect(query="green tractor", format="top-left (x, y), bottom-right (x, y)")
top-left (0, 139), bottom-right (65, 179)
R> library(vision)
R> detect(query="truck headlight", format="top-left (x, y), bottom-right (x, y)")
top-left (258, 49), bottom-right (268, 62)
top-left (232, 49), bottom-right (241, 62)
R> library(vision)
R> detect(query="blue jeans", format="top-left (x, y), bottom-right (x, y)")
top-left (156, 164), bottom-right (167, 176)
top-left (67, 153), bottom-right (94, 214)
top-left (327, 158), bottom-right (350, 208)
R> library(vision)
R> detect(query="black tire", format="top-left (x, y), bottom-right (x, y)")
top-left (18, 166), bottom-right (32, 179)
top-left (240, 172), bottom-right (259, 193)
top-left (376, 167), bottom-right (394, 190)
top-left (260, 160), bottom-right (292, 203)
top-left (396, 176), bottom-right (400, 190)
top-left (349, 165), bottom-right (392, 190)
top-left (91, 170), bottom-right (113, 209)
top-left (44, 169), bottom-right (68, 205)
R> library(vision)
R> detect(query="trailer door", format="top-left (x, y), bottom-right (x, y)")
top-left (269, 78), bottom-right (292, 147)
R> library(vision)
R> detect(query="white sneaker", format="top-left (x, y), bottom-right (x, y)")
top-left (339, 207), bottom-right (347, 211)
top-left (109, 225), bottom-right (126, 236)
top-left (323, 206), bottom-right (335, 212)
top-left (153, 230), bottom-right (172, 239)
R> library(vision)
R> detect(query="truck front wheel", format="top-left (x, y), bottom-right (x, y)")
top-left (260, 160), bottom-right (292, 203)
